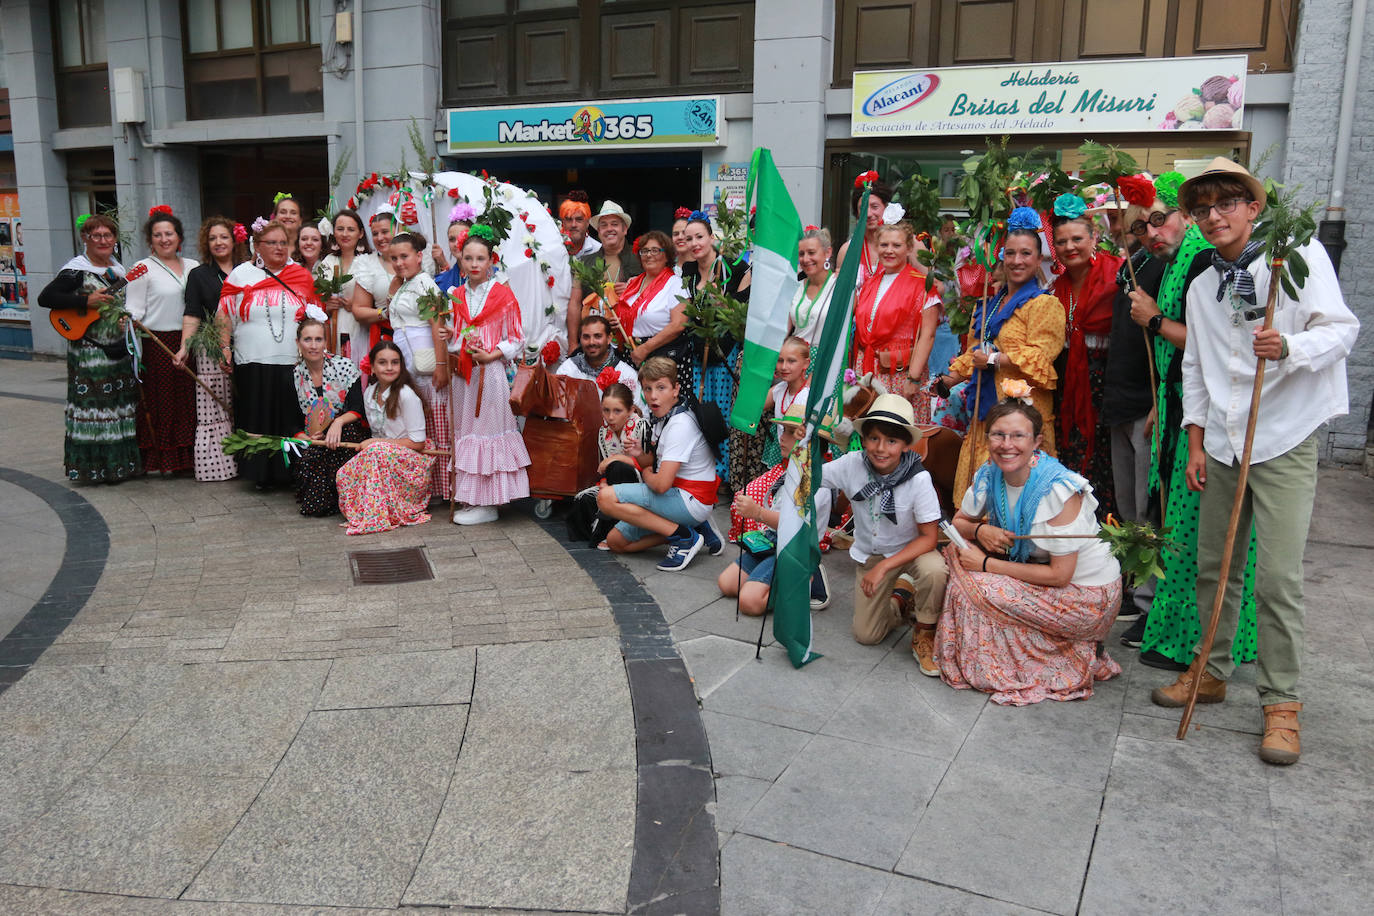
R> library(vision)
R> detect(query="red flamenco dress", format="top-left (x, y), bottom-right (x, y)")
top-left (853, 265), bottom-right (939, 423)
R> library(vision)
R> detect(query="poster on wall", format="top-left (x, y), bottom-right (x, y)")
top-left (701, 162), bottom-right (748, 220)
top-left (0, 194), bottom-right (26, 324)
top-left (851, 55), bottom-right (1248, 138)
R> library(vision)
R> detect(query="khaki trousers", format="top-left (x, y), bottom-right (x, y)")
top-left (852, 551), bottom-right (948, 645)
top-left (1196, 432), bottom-right (1317, 704)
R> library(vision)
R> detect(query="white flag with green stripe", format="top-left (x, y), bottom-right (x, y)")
top-left (730, 148), bottom-right (803, 433)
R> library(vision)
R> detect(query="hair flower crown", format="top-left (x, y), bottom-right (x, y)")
top-left (1052, 194), bottom-right (1086, 219)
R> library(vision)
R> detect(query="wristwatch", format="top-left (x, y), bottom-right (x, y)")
top-left (1147, 313), bottom-right (1164, 334)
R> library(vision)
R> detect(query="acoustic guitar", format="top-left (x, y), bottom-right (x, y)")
top-left (49, 262), bottom-right (149, 341)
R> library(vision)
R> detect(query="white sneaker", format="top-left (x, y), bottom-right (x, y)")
top-left (453, 505), bottom-right (499, 525)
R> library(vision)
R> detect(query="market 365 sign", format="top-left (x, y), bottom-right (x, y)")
top-left (851, 55), bottom-right (1247, 136)
top-left (448, 97), bottom-right (723, 154)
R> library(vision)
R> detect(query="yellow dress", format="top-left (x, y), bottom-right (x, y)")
top-left (949, 293), bottom-right (1066, 504)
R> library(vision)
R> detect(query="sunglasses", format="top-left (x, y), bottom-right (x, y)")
top-left (1187, 197), bottom-right (1251, 222)
top-left (1128, 210), bottom-right (1176, 237)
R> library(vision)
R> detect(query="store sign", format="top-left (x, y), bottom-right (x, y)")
top-left (702, 162), bottom-right (749, 219)
top-left (851, 56), bottom-right (1247, 137)
top-left (447, 96), bottom-right (723, 153)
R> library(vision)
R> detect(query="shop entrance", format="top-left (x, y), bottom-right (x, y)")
top-left (445, 151), bottom-right (702, 239)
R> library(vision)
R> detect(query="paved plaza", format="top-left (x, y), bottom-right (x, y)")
top-left (0, 356), bottom-right (1370, 915)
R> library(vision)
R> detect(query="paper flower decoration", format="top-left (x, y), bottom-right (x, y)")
top-left (468, 224), bottom-right (495, 242)
top-left (1001, 378), bottom-right (1033, 404)
top-left (294, 303), bottom-right (328, 323)
top-left (595, 366), bottom-right (620, 392)
top-left (232, 223), bottom-right (248, 244)
top-left (251, 216), bottom-right (270, 234)
top-left (844, 368), bottom-right (858, 386)
top-left (1006, 207), bottom-right (1042, 233)
top-left (1154, 172), bottom-right (1185, 209)
top-left (882, 202), bottom-right (906, 225)
top-left (854, 170), bottom-right (880, 189)
top-left (359, 354), bottom-right (372, 377)
top-left (674, 207), bottom-right (693, 220)
top-left (540, 340), bottom-right (561, 365)
top-left (148, 204), bottom-right (174, 219)
top-left (272, 191), bottom-right (293, 206)
top-left (1117, 175), bottom-right (1158, 208)
top-left (1052, 194), bottom-right (1086, 219)
top-left (449, 202), bottom-right (477, 224)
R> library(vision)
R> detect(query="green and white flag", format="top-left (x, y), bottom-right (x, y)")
top-left (730, 147), bottom-right (803, 433)
top-left (770, 186), bottom-right (869, 668)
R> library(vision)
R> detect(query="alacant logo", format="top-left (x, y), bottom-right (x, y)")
top-left (861, 74), bottom-right (941, 117)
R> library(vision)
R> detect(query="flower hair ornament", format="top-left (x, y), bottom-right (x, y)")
top-left (449, 202), bottom-right (477, 224)
top-left (76, 213), bottom-right (92, 232)
top-left (359, 354), bottom-right (372, 377)
top-left (251, 216), bottom-right (270, 234)
top-left (804, 224), bottom-right (819, 232)
top-left (148, 204), bottom-right (174, 219)
top-left (688, 209), bottom-right (710, 224)
top-left (1052, 194), bottom-right (1086, 220)
top-left (294, 303), bottom-right (329, 324)
top-left (882, 202), bottom-right (906, 225)
top-left (272, 191), bottom-right (293, 207)
top-left (595, 365), bottom-right (620, 392)
top-left (468, 223), bottom-right (496, 243)
top-left (631, 237), bottom-right (642, 254)
top-left (1006, 207), bottom-right (1042, 234)
top-left (854, 170), bottom-right (880, 189)
top-left (1117, 174), bottom-right (1158, 209)
top-left (232, 223), bottom-right (249, 244)
top-left (1001, 378), bottom-right (1033, 404)
top-left (1153, 171), bottom-right (1185, 209)
top-left (540, 340), bottom-right (561, 365)
top-left (674, 206), bottom-right (693, 220)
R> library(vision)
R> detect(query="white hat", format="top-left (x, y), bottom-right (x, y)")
top-left (591, 200), bottom-right (632, 231)
top-left (858, 393), bottom-right (922, 441)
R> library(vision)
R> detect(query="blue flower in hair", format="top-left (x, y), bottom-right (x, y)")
top-left (1006, 207), bottom-right (1041, 233)
top-left (1053, 193), bottom-right (1086, 219)
top-left (688, 209), bottom-right (710, 224)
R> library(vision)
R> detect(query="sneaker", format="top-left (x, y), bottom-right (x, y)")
top-left (657, 530), bottom-right (705, 572)
top-left (1119, 615), bottom-right (1148, 647)
top-left (695, 516), bottom-right (724, 556)
top-left (453, 505), bottom-right (499, 525)
top-left (1139, 649), bottom-right (1188, 672)
top-left (912, 627), bottom-right (939, 677)
top-left (809, 566), bottom-right (830, 611)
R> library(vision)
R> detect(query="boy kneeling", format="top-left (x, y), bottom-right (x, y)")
top-left (821, 394), bottom-right (947, 674)
top-left (598, 357), bottom-right (722, 572)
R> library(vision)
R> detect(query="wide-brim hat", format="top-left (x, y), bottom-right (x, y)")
top-left (858, 393), bottom-right (921, 440)
top-left (1178, 157), bottom-right (1266, 211)
top-left (770, 401), bottom-right (808, 430)
top-left (592, 200), bottom-right (632, 231)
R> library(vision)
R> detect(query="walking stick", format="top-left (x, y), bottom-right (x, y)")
top-left (969, 265), bottom-right (993, 442)
top-left (135, 319), bottom-right (233, 417)
top-left (242, 431), bottom-right (451, 458)
top-left (1176, 259), bottom-right (1282, 740)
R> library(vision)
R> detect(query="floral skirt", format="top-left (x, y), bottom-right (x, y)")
top-left (337, 441), bottom-right (435, 535)
top-left (136, 329), bottom-right (196, 474)
top-left (65, 340), bottom-right (141, 484)
top-left (192, 353), bottom-right (237, 481)
top-left (451, 360), bottom-right (530, 507)
top-left (936, 545), bottom-right (1122, 706)
top-left (295, 421), bottom-right (366, 516)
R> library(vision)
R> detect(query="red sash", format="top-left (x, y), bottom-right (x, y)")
top-left (218, 264), bottom-right (319, 321)
top-left (451, 282), bottom-right (521, 382)
top-left (853, 266), bottom-right (926, 373)
top-left (1053, 253), bottom-right (1122, 457)
top-left (674, 475), bottom-right (719, 507)
top-left (615, 269), bottom-right (673, 343)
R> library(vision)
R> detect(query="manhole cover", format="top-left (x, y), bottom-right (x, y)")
top-left (348, 546), bottom-right (434, 585)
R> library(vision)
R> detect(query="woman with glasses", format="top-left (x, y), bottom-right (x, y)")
top-left (937, 399), bottom-right (1123, 705)
top-left (37, 213), bottom-right (141, 484)
top-left (936, 207), bottom-right (1065, 505)
top-left (615, 230), bottom-right (687, 367)
top-left (1050, 195), bottom-right (1124, 520)
top-left (218, 220), bottom-right (314, 488)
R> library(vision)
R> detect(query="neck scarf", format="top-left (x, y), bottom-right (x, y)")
top-left (967, 281), bottom-right (1043, 421)
top-left (852, 450), bottom-right (923, 524)
top-left (852, 266), bottom-right (926, 373)
top-left (1054, 252), bottom-right (1122, 457)
top-left (570, 345), bottom-right (622, 378)
top-left (219, 263), bottom-right (318, 320)
top-left (62, 254), bottom-right (125, 278)
top-left (1212, 240), bottom-right (1264, 306)
top-left (972, 452), bottom-right (1080, 562)
top-left (616, 269), bottom-right (672, 342)
top-left (451, 280), bottom-right (519, 382)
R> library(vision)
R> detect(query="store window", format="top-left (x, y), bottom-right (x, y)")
top-left (181, 0), bottom-right (323, 119)
top-left (833, 0), bottom-right (1298, 86)
top-left (51, 0), bottom-right (113, 128)
top-left (443, 0), bottom-right (753, 104)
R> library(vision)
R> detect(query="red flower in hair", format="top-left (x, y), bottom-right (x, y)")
top-left (632, 238), bottom-right (641, 254)
top-left (854, 170), bottom-right (880, 189)
top-left (1117, 174), bottom-right (1157, 208)
top-left (540, 340), bottom-right (561, 365)
top-left (148, 204), bottom-right (174, 218)
top-left (359, 355), bottom-right (372, 376)
top-left (232, 223), bottom-right (248, 243)
top-left (804, 224), bottom-right (819, 232)
top-left (674, 207), bottom-right (692, 220)
top-left (294, 304), bottom-right (308, 322)
top-left (370, 172), bottom-right (379, 182)
top-left (595, 366), bottom-right (620, 392)
top-left (347, 197), bottom-right (357, 210)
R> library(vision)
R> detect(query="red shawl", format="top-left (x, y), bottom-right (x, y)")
top-left (451, 281), bottom-right (522, 382)
top-left (852, 266), bottom-right (927, 374)
top-left (218, 264), bottom-right (320, 321)
top-left (615, 269), bottom-right (673, 345)
top-left (1053, 252), bottom-right (1123, 456)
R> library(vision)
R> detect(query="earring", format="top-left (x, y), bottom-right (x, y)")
top-left (823, 258), bottom-right (831, 270)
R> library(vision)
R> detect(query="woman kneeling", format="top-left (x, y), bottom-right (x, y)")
top-left (939, 399), bottom-right (1121, 706)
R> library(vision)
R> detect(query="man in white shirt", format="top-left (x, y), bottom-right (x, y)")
top-left (556, 316), bottom-right (638, 393)
top-left (559, 191), bottom-right (601, 345)
top-left (1150, 159), bottom-right (1360, 767)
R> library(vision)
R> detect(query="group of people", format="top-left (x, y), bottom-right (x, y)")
top-left (38, 157), bottom-right (1358, 764)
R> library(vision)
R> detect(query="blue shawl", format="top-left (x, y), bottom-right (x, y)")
top-left (966, 282), bottom-right (1043, 420)
top-left (971, 452), bottom-right (1081, 562)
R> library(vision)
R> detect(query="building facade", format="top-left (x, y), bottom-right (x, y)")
top-left (4, 0), bottom-right (1369, 463)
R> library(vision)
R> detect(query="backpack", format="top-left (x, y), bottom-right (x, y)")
top-left (688, 396), bottom-right (729, 459)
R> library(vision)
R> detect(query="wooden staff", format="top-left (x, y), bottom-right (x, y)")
top-left (1176, 259), bottom-right (1283, 740)
top-left (136, 319), bottom-right (232, 416)
top-left (970, 258), bottom-right (994, 441)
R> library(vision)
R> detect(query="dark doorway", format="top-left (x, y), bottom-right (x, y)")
top-left (446, 151), bottom-right (702, 237)
top-left (199, 141), bottom-right (328, 225)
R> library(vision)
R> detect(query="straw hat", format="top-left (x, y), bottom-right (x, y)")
top-left (1178, 157), bottom-right (1266, 211)
top-left (770, 401), bottom-right (807, 429)
top-left (591, 200), bottom-right (632, 231)
top-left (858, 393), bottom-right (922, 440)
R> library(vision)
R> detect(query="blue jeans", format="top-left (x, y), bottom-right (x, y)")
top-left (611, 483), bottom-right (708, 542)
top-left (740, 551), bottom-right (776, 585)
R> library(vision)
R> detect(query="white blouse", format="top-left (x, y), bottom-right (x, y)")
top-left (320, 251), bottom-right (366, 341)
top-left (387, 272), bottom-right (440, 330)
top-left (125, 256), bottom-right (198, 332)
top-left (222, 262), bottom-right (302, 366)
top-left (790, 274), bottom-right (835, 345)
top-left (363, 382), bottom-right (427, 441)
top-left (629, 272), bottom-right (686, 338)
top-left (961, 478), bottom-right (1120, 587)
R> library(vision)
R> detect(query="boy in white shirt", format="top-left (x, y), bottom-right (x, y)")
top-left (597, 356), bottom-right (721, 572)
top-left (1150, 159), bottom-right (1359, 766)
top-left (820, 394), bottom-right (948, 674)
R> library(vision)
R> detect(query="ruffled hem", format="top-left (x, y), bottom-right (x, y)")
top-left (454, 430), bottom-right (531, 476)
top-left (455, 467), bottom-right (529, 505)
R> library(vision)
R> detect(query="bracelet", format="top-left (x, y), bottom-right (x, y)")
top-left (974, 522), bottom-right (985, 543)
top-left (1279, 336), bottom-right (1289, 360)
top-left (982, 556), bottom-right (989, 572)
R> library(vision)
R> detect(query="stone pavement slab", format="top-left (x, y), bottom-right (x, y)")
top-left (315, 647), bottom-right (477, 709)
top-left (720, 834), bottom-right (890, 916)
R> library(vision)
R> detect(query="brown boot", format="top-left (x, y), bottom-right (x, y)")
top-left (1259, 701), bottom-right (1302, 765)
top-left (1150, 657), bottom-right (1227, 708)
top-left (911, 625), bottom-right (939, 678)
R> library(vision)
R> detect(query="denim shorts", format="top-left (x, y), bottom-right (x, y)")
top-left (611, 483), bottom-right (711, 542)
top-left (739, 551), bottom-right (776, 585)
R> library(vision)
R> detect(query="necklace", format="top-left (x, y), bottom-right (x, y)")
top-left (793, 272), bottom-right (832, 330)
top-left (265, 296), bottom-right (286, 342)
top-left (153, 256), bottom-right (187, 289)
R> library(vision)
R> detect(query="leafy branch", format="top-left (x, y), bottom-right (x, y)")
top-left (312, 263), bottom-right (352, 302)
top-left (895, 172), bottom-right (942, 236)
top-left (682, 282), bottom-right (747, 362)
top-left (1251, 179), bottom-right (1321, 300)
top-left (416, 287), bottom-right (453, 324)
top-left (186, 313), bottom-right (228, 360)
top-left (1097, 517), bottom-right (1175, 589)
top-left (713, 199), bottom-right (749, 263)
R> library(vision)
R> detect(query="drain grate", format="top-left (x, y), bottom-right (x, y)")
top-left (348, 546), bottom-right (434, 585)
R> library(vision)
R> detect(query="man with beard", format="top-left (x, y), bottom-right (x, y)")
top-left (556, 315), bottom-right (639, 394)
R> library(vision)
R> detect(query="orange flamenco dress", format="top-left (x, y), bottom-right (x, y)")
top-left (948, 293), bottom-right (1065, 505)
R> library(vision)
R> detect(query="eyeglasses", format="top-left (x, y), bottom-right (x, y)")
top-left (257, 240), bottom-right (289, 247)
top-left (86, 232), bottom-right (115, 241)
top-left (1187, 197), bottom-right (1250, 222)
top-left (987, 431), bottom-right (1033, 442)
top-left (639, 247), bottom-right (665, 255)
top-left (1129, 210), bottom-right (1176, 237)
